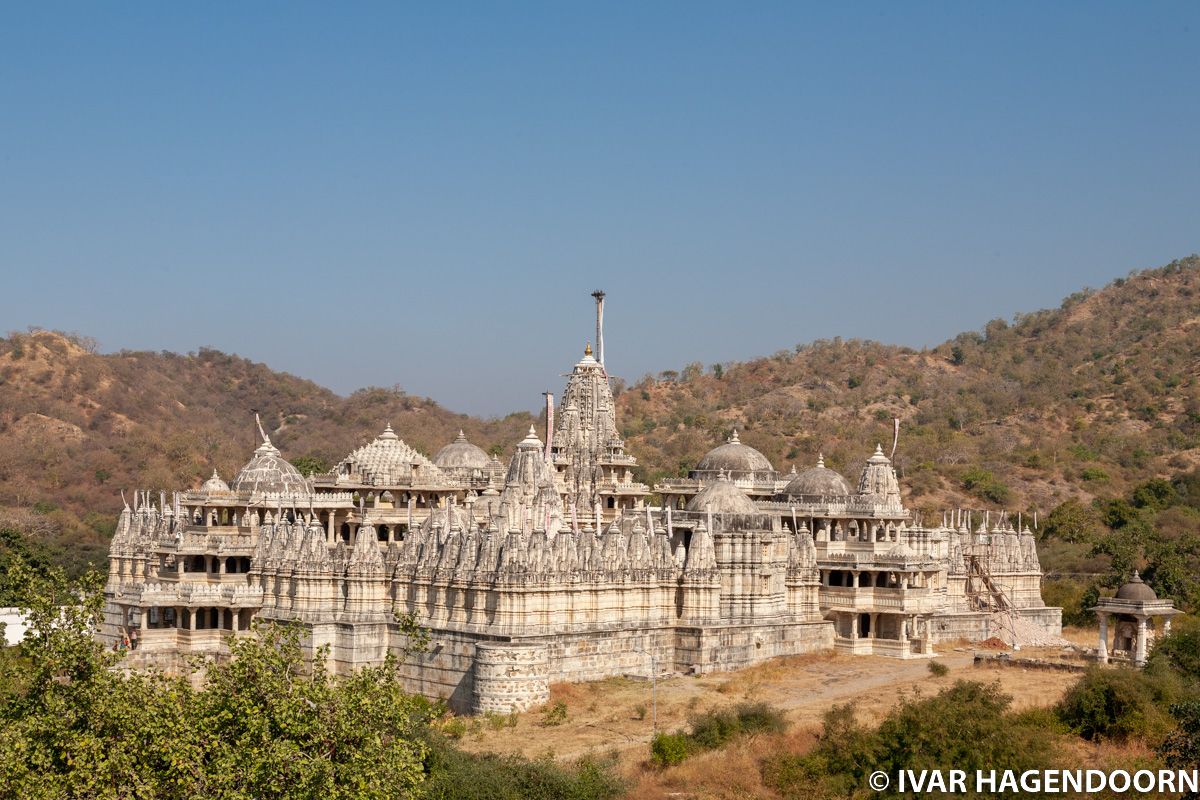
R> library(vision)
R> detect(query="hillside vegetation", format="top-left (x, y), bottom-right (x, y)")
top-left (0, 256), bottom-right (1197, 580)
top-left (619, 256), bottom-right (1200, 518)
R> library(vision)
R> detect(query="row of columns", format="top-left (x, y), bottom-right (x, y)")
top-left (133, 606), bottom-right (253, 632)
top-left (823, 569), bottom-right (926, 589)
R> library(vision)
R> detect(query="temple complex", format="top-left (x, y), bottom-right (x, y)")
top-left (101, 293), bottom-right (1061, 712)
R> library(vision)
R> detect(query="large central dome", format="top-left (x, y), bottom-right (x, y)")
top-left (694, 430), bottom-right (773, 475)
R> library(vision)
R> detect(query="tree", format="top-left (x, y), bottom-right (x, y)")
top-left (0, 561), bottom-right (621, 800)
top-left (0, 560), bottom-right (434, 799)
top-left (292, 455), bottom-right (331, 478)
top-left (1041, 499), bottom-right (1101, 544)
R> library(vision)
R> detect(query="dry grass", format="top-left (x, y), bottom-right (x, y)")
top-left (462, 649), bottom-right (1081, 766)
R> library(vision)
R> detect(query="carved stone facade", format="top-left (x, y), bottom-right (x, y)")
top-left (101, 295), bottom-right (1061, 713)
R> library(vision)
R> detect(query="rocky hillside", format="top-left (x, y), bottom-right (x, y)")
top-left (0, 337), bottom-right (536, 572)
top-left (1, 255), bottom-right (1197, 573)
top-left (617, 256), bottom-right (1200, 520)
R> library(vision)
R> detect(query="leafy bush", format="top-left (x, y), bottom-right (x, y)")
top-left (1039, 577), bottom-right (1100, 627)
top-left (765, 682), bottom-right (1055, 799)
top-left (1056, 666), bottom-right (1180, 742)
top-left (540, 700), bottom-right (568, 727)
top-left (650, 732), bottom-right (692, 767)
top-left (960, 467), bottom-right (1011, 504)
top-left (423, 737), bottom-right (624, 799)
top-left (0, 560), bottom-right (623, 800)
top-left (649, 702), bottom-right (787, 767)
top-left (1146, 628), bottom-right (1200, 681)
top-left (927, 660), bottom-right (949, 677)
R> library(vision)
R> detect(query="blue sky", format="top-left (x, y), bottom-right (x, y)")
top-left (1, 3), bottom-right (1196, 415)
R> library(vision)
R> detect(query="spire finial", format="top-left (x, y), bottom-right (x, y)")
top-left (817, 452), bottom-right (825, 469)
top-left (584, 341), bottom-right (593, 357)
top-left (255, 412), bottom-right (271, 445)
top-left (729, 429), bottom-right (740, 444)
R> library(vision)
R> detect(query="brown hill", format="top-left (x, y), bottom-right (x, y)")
top-left (0, 335), bottom-right (536, 571)
top-left (616, 255), bottom-right (1200, 520)
top-left (1, 255), bottom-right (1197, 574)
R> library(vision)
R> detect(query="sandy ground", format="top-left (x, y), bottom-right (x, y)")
top-left (458, 637), bottom-right (1090, 763)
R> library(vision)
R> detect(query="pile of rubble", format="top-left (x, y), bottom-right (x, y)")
top-left (982, 612), bottom-right (1073, 649)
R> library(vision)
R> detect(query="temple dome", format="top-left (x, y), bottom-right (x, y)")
top-left (1115, 571), bottom-right (1158, 602)
top-left (686, 473), bottom-right (760, 514)
top-left (231, 432), bottom-right (311, 496)
top-left (782, 454), bottom-right (851, 498)
top-left (338, 424), bottom-right (443, 485)
top-left (434, 430), bottom-right (491, 471)
top-left (201, 469), bottom-right (231, 495)
top-left (695, 430), bottom-right (773, 474)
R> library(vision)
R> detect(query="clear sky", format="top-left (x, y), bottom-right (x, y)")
top-left (1, 3), bottom-right (1196, 416)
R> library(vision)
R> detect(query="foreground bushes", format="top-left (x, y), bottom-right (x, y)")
top-left (1056, 665), bottom-right (1183, 743)
top-left (764, 681), bottom-right (1056, 799)
top-left (0, 561), bottom-right (622, 800)
top-left (422, 737), bottom-right (623, 800)
top-left (650, 702), bottom-right (787, 767)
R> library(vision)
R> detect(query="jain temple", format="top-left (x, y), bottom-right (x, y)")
top-left (101, 293), bottom-right (1061, 713)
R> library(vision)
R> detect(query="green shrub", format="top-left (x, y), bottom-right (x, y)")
top-left (1056, 666), bottom-right (1179, 742)
top-left (648, 702), bottom-right (787, 767)
top-left (423, 736), bottom-right (625, 799)
top-left (1040, 577), bottom-right (1100, 627)
top-left (650, 732), bottom-right (692, 767)
top-left (927, 660), bottom-right (949, 677)
top-left (764, 682), bottom-right (1056, 799)
top-left (540, 700), bottom-right (568, 727)
top-left (960, 467), bottom-right (1011, 504)
top-left (1147, 628), bottom-right (1200, 681)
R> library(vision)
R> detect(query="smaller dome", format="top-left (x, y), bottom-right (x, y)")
top-left (434, 430), bottom-right (491, 471)
top-left (782, 453), bottom-right (852, 498)
top-left (231, 416), bottom-right (311, 496)
top-left (201, 469), bottom-right (230, 495)
top-left (686, 473), bottom-right (760, 514)
top-left (695, 430), bottom-right (773, 475)
top-left (1115, 571), bottom-right (1159, 602)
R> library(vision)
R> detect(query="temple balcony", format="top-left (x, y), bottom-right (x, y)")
top-left (820, 586), bottom-right (940, 614)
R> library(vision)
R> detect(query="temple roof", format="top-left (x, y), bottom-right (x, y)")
top-left (686, 473), bottom-right (760, 514)
top-left (434, 430), bottom-right (491, 471)
top-left (782, 453), bottom-right (851, 498)
top-left (339, 424), bottom-right (444, 485)
top-left (695, 430), bottom-right (773, 474)
top-left (201, 469), bottom-right (231, 495)
top-left (231, 419), bottom-right (311, 496)
top-left (1115, 571), bottom-right (1159, 602)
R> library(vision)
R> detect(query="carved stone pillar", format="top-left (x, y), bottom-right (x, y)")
top-left (1135, 617), bottom-right (1148, 666)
